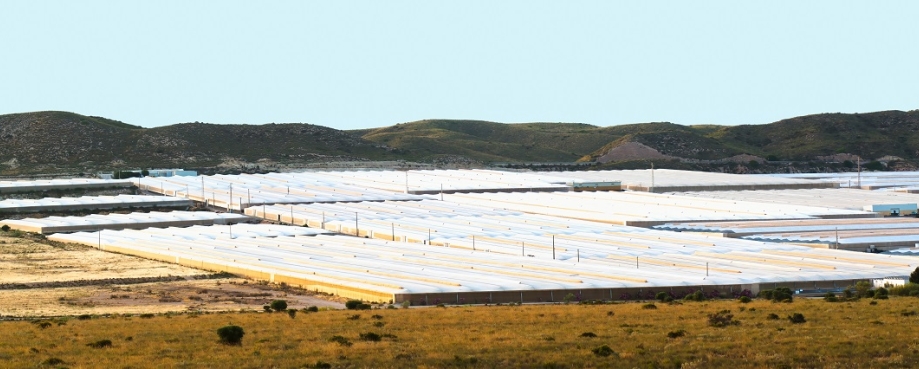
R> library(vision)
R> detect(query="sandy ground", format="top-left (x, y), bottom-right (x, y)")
top-left (0, 235), bottom-right (344, 317)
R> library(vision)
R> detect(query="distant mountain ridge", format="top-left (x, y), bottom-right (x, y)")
top-left (1, 109), bottom-right (917, 175)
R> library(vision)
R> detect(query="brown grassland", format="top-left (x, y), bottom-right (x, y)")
top-left (3, 297), bottom-right (919, 369)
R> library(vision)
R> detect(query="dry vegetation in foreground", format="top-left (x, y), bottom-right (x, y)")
top-left (3, 297), bottom-right (919, 368)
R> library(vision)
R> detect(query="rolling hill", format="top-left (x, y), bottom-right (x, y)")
top-left (1, 109), bottom-right (917, 176)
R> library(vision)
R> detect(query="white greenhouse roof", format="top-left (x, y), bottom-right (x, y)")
top-left (132, 173), bottom-right (429, 211)
top-left (0, 211), bottom-right (251, 234)
top-left (654, 218), bottom-right (919, 236)
top-left (539, 169), bottom-right (836, 192)
top-left (0, 178), bottom-right (132, 194)
top-left (765, 171), bottom-right (919, 190)
top-left (670, 188), bottom-right (919, 212)
top-left (48, 222), bottom-right (917, 299)
top-left (439, 191), bottom-right (871, 227)
top-left (0, 195), bottom-right (192, 213)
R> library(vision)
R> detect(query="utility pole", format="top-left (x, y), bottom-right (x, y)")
top-left (835, 227), bottom-right (839, 250)
top-left (552, 234), bottom-right (555, 260)
top-left (650, 162), bottom-right (655, 193)
top-left (857, 157), bottom-right (861, 188)
top-left (355, 212), bottom-right (359, 237)
top-left (228, 184), bottom-right (233, 213)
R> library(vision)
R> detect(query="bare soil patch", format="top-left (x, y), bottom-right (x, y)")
top-left (0, 235), bottom-right (343, 317)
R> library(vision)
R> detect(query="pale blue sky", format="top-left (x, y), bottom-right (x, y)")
top-left (1, 1), bottom-right (917, 129)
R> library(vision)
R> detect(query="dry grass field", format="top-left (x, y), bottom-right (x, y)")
top-left (3, 297), bottom-right (919, 368)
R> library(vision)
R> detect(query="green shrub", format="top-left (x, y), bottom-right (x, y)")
top-left (308, 361), bottom-right (332, 369)
top-left (359, 332), bottom-right (382, 342)
top-left (287, 309), bottom-right (297, 319)
top-left (270, 300), bottom-right (288, 312)
top-left (889, 283), bottom-right (919, 296)
top-left (86, 339), bottom-right (113, 348)
top-left (824, 292), bottom-right (838, 302)
top-left (307, 306), bottom-right (319, 312)
top-left (328, 335), bottom-right (352, 347)
top-left (667, 330), bottom-right (686, 339)
top-left (563, 293), bottom-right (576, 304)
top-left (739, 296), bottom-right (752, 303)
top-left (708, 310), bottom-right (739, 327)
top-left (345, 300), bottom-right (363, 310)
top-left (40, 358), bottom-right (65, 366)
top-left (217, 325), bottom-right (245, 345)
top-left (854, 281), bottom-right (871, 298)
top-left (911, 267), bottom-right (919, 284)
top-left (759, 288), bottom-right (793, 302)
top-left (787, 313), bottom-right (806, 324)
top-left (766, 313), bottom-right (779, 320)
top-left (655, 292), bottom-right (670, 302)
top-left (358, 303), bottom-right (372, 310)
top-left (641, 303), bottom-right (657, 310)
top-left (591, 345), bottom-right (616, 357)
top-left (0, 225), bottom-right (10, 232)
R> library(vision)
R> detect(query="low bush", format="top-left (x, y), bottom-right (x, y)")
top-left (217, 325), bottom-right (245, 345)
top-left (759, 288), bottom-right (793, 302)
top-left (766, 313), bottom-right (780, 320)
top-left (708, 310), bottom-right (739, 327)
top-left (371, 314), bottom-right (383, 320)
top-left (359, 332), bottom-right (382, 342)
top-left (328, 335), bottom-right (352, 347)
top-left (667, 330), bottom-right (686, 339)
top-left (345, 300), bottom-right (363, 310)
top-left (579, 332), bottom-right (597, 338)
top-left (738, 296), bottom-right (752, 303)
top-left (306, 306), bottom-right (319, 312)
top-left (824, 292), bottom-right (838, 302)
top-left (270, 300), bottom-right (288, 312)
top-left (641, 303), bottom-right (657, 310)
top-left (346, 314), bottom-right (361, 320)
top-left (287, 310), bottom-right (297, 319)
top-left (40, 358), bottom-right (65, 366)
top-left (307, 361), bottom-right (332, 369)
top-left (86, 339), bottom-right (113, 348)
top-left (787, 313), bottom-right (806, 324)
top-left (1, 225), bottom-right (10, 232)
top-left (591, 345), bottom-right (616, 357)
